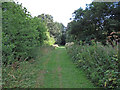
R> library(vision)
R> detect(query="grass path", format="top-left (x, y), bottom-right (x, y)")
top-left (34, 47), bottom-right (95, 88)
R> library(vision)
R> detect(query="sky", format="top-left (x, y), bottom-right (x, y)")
top-left (15, 0), bottom-right (93, 27)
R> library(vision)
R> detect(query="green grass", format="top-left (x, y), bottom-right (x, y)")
top-left (3, 46), bottom-right (95, 88)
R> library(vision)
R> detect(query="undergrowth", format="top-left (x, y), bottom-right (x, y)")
top-left (2, 46), bottom-right (54, 88)
top-left (66, 41), bottom-right (119, 88)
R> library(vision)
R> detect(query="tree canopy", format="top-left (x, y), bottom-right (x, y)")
top-left (66, 2), bottom-right (120, 45)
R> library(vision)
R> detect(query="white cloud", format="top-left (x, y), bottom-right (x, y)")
top-left (15, 0), bottom-right (92, 26)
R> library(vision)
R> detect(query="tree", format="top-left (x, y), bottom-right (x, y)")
top-left (66, 2), bottom-right (120, 45)
top-left (38, 14), bottom-right (65, 45)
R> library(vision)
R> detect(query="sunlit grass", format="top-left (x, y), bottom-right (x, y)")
top-left (58, 46), bottom-right (65, 49)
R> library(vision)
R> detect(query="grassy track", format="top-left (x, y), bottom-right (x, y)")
top-left (34, 46), bottom-right (95, 88)
top-left (3, 46), bottom-right (95, 88)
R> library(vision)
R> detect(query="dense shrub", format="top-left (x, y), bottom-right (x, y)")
top-left (66, 41), bottom-right (119, 88)
top-left (2, 2), bottom-right (50, 65)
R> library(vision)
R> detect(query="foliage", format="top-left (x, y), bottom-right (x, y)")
top-left (66, 2), bottom-right (120, 45)
top-left (43, 32), bottom-right (55, 45)
top-left (2, 46), bottom-right (55, 88)
top-left (38, 14), bottom-right (65, 45)
top-left (2, 2), bottom-right (50, 65)
top-left (66, 42), bottom-right (119, 88)
top-left (66, 3), bottom-right (120, 88)
top-left (2, 46), bottom-right (95, 88)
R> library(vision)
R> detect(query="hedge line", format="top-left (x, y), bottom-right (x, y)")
top-left (66, 42), bottom-right (119, 88)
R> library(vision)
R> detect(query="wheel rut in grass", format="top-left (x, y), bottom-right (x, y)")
top-left (56, 50), bottom-right (63, 88)
top-left (57, 66), bottom-right (62, 88)
top-left (36, 55), bottom-right (51, 87)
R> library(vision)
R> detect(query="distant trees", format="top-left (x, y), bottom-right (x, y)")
top-left (38, 14), bottom-right (66, 45)
top-left (66, 2), bottom-right (120, 45)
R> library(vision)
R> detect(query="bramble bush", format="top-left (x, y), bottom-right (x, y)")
top-left (66, 41), bottom-right (119, 88)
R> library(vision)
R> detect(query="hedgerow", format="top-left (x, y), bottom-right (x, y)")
top-left (66, 41), bottom-right (119, 88)
top-left (2, 2), bottom-right (52, 65)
